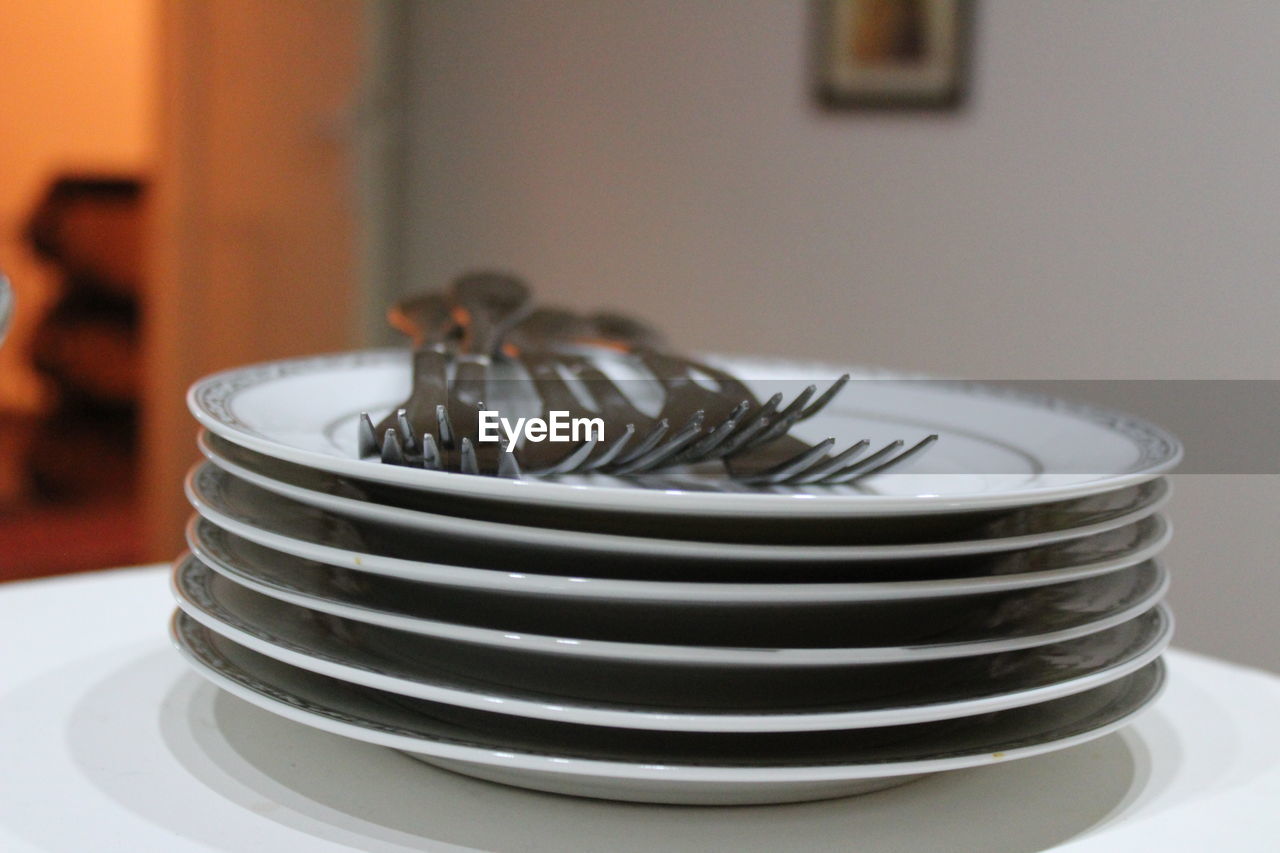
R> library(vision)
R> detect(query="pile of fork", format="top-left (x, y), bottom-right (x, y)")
top-left (358, 273), bottom-right (936, 486)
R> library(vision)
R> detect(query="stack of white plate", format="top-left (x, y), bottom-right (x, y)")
top-left (170, 349), bottom-right (1181, 805)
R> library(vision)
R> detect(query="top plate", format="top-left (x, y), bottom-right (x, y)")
top-left (188, 349), bottom-right (1182, 518)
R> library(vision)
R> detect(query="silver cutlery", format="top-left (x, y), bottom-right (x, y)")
top-left (361, 275), bottom-right (935, 485)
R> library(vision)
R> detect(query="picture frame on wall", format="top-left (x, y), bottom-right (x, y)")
top-left (814, 0), bottom-right (973, 110)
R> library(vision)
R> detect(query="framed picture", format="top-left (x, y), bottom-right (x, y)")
top-left (814, 0), bottom-right (973, 110)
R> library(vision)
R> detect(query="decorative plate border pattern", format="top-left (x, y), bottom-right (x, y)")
top-left (191, 349), bottom-right (1181, 481)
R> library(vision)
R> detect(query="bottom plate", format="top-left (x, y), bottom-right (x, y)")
top-left (172, 613), bottom-right (1166, 805)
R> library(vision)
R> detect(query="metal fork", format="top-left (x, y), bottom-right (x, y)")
top-left (725, 432), bottom-right (939, 486)
top-left (630, 350), bottom-right (938, 486)
top-left (520, 351), bottom-right (705, 475)
top-left (364, 281), bottom-right (934, 484)
top-left (501, 306), bottom-right (860, 471)
top-left (504, 308), bottom-right (857, 476)
top-left (586, 348), bottom-right (935, 486)
top-left (371, 299), bottom-right (740, 477)
top-left (365, 274), bottom-right (533, 476)
top-left (507, 311), bottom-right (717, 475)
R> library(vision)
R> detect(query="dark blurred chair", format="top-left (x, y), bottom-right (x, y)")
top-left (24, 176), bottom-right (144, 502)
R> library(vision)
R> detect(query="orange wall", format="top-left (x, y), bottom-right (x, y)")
top-left (0, 0), bottom-right (154, 411)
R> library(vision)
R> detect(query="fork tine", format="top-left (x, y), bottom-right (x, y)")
top-left (672, 375), bottom-right (849, 468)
top-left (611, 419), bottom-right (670, 467)
top-left (741, 384), bottom-right (817, 449)
top-left (358, 412), bottom-right (378, 458)
top-left (734, 437), bottom-right (836, 485)
top-left (459, 437), bottom-right (479, 474)
top-left (771, 384), bottom-right (818, 426)
top-left (395, 409), bottom-right (416, 450)
top-left (818, 439), bottom-right (904, 484)
top-left (709, 418), bottom-right (770, 460)
top-left (579, 423), bottom-right (637, 472)
top-left (839, 434), bottom-right (939, 483)
top-left (610, 411), bottom-right (706, 475)
top-left (497, 439), bottom-right (522, 478)
top-left (731, 393), bottom-right (782, 437)
top-left (674, 399), bottom-right (749, 463)
top-left (381, 429), bottom-right (408, 466)
top-left (797, 374), bottom-right (849, 422)
top-left (436, 404), bottom-right (455, 449)
top-left (706, 391), bottom-right (783, 458)
top-left (421, 433), bottom-right (441, 470)
top-left (786, 438), bottom-right (871, 483)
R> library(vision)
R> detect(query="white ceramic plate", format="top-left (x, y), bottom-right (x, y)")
top-left (182, 532), bottom-right (1168, 665)
top-left (172, 613), bottom-right (1167, 805)
top-left (173, 555), bottom-right (1172, 733)
top-left (199, 429), bottom-right (1172, 556)
top-left (186, 463), bottom-right (1169, 566)
top-left (185, 464), bottom-right (1170, 609)
top-left (185, 467), bottom-right (1170, 606)
top-left (187, 349), bottom-right (1181, 518)
top-left (188, 505), bottom-right (1168, 611)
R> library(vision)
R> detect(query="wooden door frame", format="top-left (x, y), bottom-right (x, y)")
top-left (142, 0), bottom-right (406, 559)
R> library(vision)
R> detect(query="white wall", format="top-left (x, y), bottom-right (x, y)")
top-left (395, 1), bottom-right (1280, 670)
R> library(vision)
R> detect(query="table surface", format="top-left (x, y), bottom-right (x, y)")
top-left (2, 565), bottom-right (1277, 853)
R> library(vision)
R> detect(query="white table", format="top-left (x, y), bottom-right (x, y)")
top-left (2, 566), bottom-right (1277, 852)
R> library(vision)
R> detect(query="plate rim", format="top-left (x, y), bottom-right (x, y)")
top-left (171, 610), bottom-right (1168, 783)
top-left (187, 348), bottom-right (1183, 517)
top-left (172, 558), bottom-right (1173, 733)
top-left (186, 460), bottom-right (1172, 565)
top-left (188, 514), bottom-right (1171, 654)
top-left (185, 468), bottom-right (1171, 612)
top-left (179, 527), bottom-right (1169, 665)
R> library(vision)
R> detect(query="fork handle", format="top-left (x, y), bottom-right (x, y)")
top-left (387, 292), bottom-right (452, 348)
top-left (449, 272), bottom-right (533, 357)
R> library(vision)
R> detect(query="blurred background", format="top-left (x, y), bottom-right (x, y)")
top-left (0, 1), bottom-right (1276, 670)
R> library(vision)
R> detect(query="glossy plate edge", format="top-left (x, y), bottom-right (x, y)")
top-left (174, 543), bottom-right (1170, 666)
top-left (185, 460), bottom-right (1172, 564)
top-left (169, 609), bottom-right (1168, 788)
top-left (187, 349), bottom-right (1183, 518)
top-left (171, 559), bottom-right (1174, 733)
